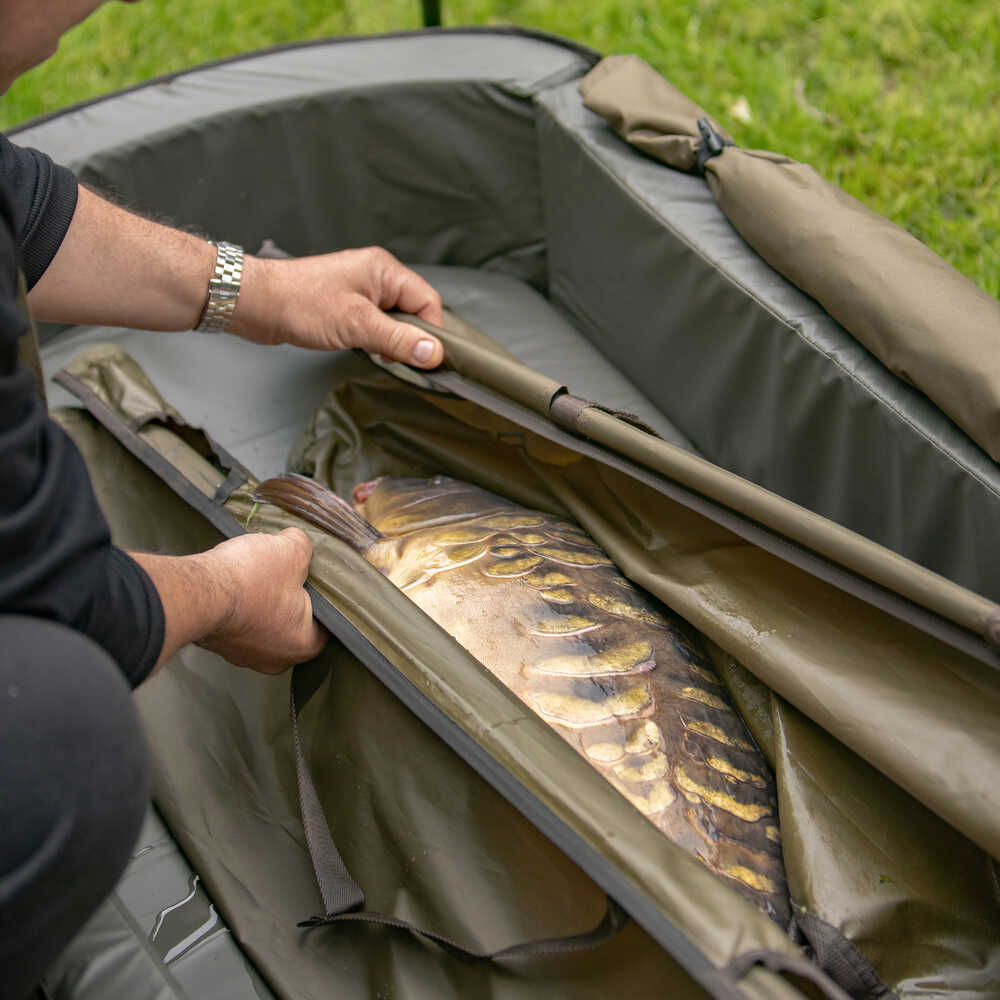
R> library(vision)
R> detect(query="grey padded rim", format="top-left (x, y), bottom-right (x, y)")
top-left (9, 29), bottom-right (595, 168)
top-left (8, 27), bottom-right (599, 138)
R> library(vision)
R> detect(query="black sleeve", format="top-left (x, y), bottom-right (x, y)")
top-left (0, 133), bottom-right (79, 288)
top-left (0, 152), bottom-right (164, 686)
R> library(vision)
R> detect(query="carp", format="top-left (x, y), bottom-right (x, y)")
top-left (255, 473), bottom-right (789, 925)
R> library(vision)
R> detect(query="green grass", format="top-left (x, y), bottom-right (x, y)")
top-left (1, 0), bottom-right (996, 296)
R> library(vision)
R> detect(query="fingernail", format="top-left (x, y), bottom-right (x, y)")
top-left (412, 339), bottom-right (435, 364)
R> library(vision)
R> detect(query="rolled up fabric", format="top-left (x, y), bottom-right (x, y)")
top-left (580, 55), bottom-right (1000, 463)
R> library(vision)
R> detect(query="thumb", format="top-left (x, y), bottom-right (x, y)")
top-left (277, 526), bottom-right (314, 574)
top-left (350, 300), bottom-right (443, 368)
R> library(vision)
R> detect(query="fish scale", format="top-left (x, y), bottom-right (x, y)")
top-left (255, 473), bottom-right (789, 925)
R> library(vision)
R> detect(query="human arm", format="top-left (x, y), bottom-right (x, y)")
top-left (130, 530), bottom-right (326, 676)
top-left (1, 140), bottom-right (351, 682)
top-left (28, 184), bottom-right (446, 366)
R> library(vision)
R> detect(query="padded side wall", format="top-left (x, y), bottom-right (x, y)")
top-left (80, 82), bottom-right (544, 283)
top-left (75, 81), bottom-right (546, 289)
top-left (536, 82), bottom-right (1000, 601)
top-left (15, 33), bottom-right (594, 293)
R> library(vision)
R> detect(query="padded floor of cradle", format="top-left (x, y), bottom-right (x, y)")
top-left (41, 264), bottom-right (695, 479)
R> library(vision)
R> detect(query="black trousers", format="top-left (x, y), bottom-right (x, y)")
top-left (0, 616), bottom-right (149, 1000)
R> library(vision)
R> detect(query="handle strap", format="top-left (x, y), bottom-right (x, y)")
top-left (290, 661), bottom-right (628, 961)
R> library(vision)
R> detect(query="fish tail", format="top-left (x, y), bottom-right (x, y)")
top-left (254, 474), bottom-right (383, 553)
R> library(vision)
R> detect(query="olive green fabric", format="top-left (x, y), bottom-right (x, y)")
top-left (53, 405), bottom-right (720, 1000)
top-left (578, 54), bottom-right (1000, 464)
top-left (60, 343), bottom-right (813, 999)
top-left (715, 655), bottom-right (1000, 997)
top-left (391, 312), bottom-right (1000, 656)
top-left (291, 371), bottom-right (1000, 998)
top-left (536, 76), bottom-right (1000, 602)
top-left (57, 341), bottom-right (1000, 997)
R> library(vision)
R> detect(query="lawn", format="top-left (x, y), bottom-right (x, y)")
top-left (1, 0), bottom-right (996, 297)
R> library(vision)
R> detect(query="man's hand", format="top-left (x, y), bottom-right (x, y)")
top-left (130, 529), bottom-right (327, 676)
top-left (29, 186), bottom-right (445, 368)
top-left (232, 247), bottom-right (445, 367)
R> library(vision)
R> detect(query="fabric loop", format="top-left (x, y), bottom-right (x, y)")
top-left (548, 391), bottom-right (590, 431)
top-left (788, 905), bottom-right (896, 1000)
top-left (297, 899), bottom-right (629, 963)
top-left (724, 947), bottom-right (854, 1000)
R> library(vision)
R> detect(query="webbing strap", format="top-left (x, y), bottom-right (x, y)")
top-left (722, 949), bottom-right (855, 1000)
top-left (290, 662), bottom-right (365, 916)
top-left (290, 662), bottom-right (629, 960)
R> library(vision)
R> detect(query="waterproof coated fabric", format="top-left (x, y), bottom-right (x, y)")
top-left (393, 314), bottom-right (1000, 659)
top-left (59, 345), bottom-right (817, 1000)
top-left (52, 406), bottom-right (718, 1000)
top-left (578, 55), bottom-right (1000, 463)
top-left (289, 371), bottom-right (1000, 998)
top-left (58, 341), bottom-right (1000, 998)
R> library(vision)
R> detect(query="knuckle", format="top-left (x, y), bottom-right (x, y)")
top-left (280, 525), bottom-right (308, 545)
top-left (280, 526), bottom-right (312, 559)
top-left (385, 323), bottom-right (410, 355)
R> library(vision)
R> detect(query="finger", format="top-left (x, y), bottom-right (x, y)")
top-left (300, 601), bottom-right (329, 660)
top-left (278, 526), bottom-right (314, 573)
top-left (386, 267), bottom-right (444, 328)
top-left (349, 299), bottom-right (444, 368)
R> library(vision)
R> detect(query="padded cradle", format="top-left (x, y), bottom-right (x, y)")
top-left (15, 25), bottom-right (1000, 1000)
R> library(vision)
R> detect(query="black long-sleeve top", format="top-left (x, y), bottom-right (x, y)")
top-left (1, 134), bottom-right (163, 686)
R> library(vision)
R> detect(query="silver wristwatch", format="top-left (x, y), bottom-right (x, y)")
top-left (196, 241), bottom-right (244, 333)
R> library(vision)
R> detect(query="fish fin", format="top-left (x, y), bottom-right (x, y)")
top-left (254, 474), bottom-right (383, 553)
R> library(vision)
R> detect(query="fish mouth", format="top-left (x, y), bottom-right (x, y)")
top-left (353, 478), bottom-right (383, 505)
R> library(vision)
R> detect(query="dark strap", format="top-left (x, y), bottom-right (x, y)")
top-left (722, 948), bottom-right (856, 1000)
top-left (290, 661), bottom-right (629, 961)
top-left (788, 905), bottom-right (896, 1000)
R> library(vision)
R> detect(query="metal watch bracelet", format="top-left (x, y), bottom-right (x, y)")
top-left (196, 241), bottom-right (244, 333)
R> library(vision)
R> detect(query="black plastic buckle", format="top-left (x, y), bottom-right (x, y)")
top-left (695, 116), bottom-right (733, 173)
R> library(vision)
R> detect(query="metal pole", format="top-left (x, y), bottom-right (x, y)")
top-left (422, 0), bottom-right (442, 27)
